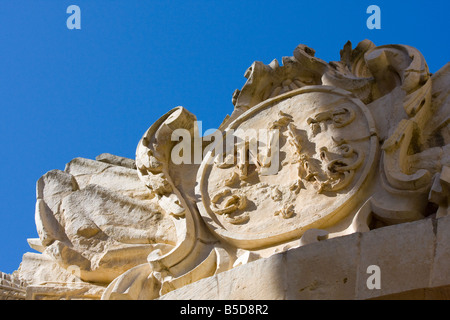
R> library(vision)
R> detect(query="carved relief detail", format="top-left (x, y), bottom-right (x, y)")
top-left (16, 40), bottom-right (450, 301)
top-left (210, 189), bottom-right (249, 224)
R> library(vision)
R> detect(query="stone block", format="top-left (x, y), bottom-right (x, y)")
top-left (356, 219), bottom-right (435, 299)
top-left (286, 233), bottom-right (360, 300)
top-left (430, 215), bottom-right (450, 288)
top-left (158, 275), bottom-right (219, 300)
top-left (217, 253), bottom-right (286, 300)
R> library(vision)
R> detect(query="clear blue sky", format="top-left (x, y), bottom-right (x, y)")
top-left (0, 0), bottom-right (448, 274)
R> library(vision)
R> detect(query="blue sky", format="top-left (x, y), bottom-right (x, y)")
top-left (0, 0), bottom-right (448, 274)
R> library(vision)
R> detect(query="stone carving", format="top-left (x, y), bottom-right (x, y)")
top-left (210, 189), bottom-right (248, 224)
top-left (197, 85), bottom-right (378, 250)
top-left (10, 39), bottom-right (450, 300)
top-left (0, 272), bottom-right (26, 300)
top-left (23, 156), bottom-right (178, 286)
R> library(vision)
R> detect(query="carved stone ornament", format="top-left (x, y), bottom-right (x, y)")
top-left (12, 39), bottom-right (450, 300)
top-left (196, 86), bottom-right (378, 249)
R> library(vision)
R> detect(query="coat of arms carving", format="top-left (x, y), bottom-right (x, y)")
top-left (17, 39), bottom-right (450, 300)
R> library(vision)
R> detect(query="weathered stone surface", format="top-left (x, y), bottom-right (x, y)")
top-left (157, 274), bottom-right (219, 300)
top-left (65, 157), bottom-right (150, 200)
top-left (96, 153), bottom-right (137, 169)
top-left (159, 253), bottom-right (286, 300)
top-left (217, 253), bottom-right (286, 300)
top-left (17, 156), bottom-right (178, 288)
top-left (158, 216), bottom-right (450, 300)
top-left (286, 233), bottom-right (359, 300)
top-left (4, 40), bottom-right (449, 300)
top-left (0, 271), bottom-right (26, 300)
top-left (356, 219), bottom-right (436, 299)
top-left (430, 215), bottom-right (450, 287)
top-left (17, 252), bottom-right (79, 285)
top-left (26, 282), bottom-right (105, 300)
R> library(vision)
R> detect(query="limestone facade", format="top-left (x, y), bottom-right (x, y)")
top-left (2, 39), bottom-right (449, 300)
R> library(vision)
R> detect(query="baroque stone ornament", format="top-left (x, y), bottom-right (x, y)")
top-left (196, 86), bottom-right (378, 249)
top-left (8, 39), bottom-right (450, 300)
